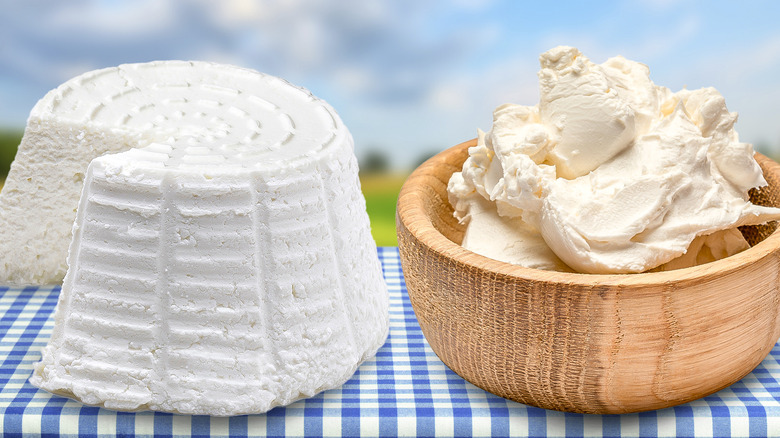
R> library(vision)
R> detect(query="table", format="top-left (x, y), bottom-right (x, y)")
top-left (1, 247), bottom-right (779, 437)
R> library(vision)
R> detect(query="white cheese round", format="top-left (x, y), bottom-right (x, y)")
top-left (21, 61), bottom-right (389, 415)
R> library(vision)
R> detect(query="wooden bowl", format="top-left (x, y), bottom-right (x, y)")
top-left (396, 138), bottom-right (780, 414)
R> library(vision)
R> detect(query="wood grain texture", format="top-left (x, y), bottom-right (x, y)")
top-left (396, 138), bottom-right (780, 414)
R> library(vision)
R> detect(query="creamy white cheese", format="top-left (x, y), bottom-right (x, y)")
top-left (449, 46), bottom-right (780, 274)
top-left (21, 61), bottom-right (389, 415)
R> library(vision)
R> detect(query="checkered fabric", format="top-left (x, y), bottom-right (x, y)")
top-left (0, 247), bottom-right (779, 437)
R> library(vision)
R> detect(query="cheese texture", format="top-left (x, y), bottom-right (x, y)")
top-left (448, 46), bottom-right (780, 274)
top-left (23, 61), bottom-right (389, 415)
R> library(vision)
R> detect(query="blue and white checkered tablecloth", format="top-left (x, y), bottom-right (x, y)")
top-left (1, 247), bottom-right (780, 437)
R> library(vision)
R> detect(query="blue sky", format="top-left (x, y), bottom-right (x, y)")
top-left (1, 0), bottom-right (779, 169)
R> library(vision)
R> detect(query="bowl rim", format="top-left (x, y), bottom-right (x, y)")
top-left (397, 138), bottom-right (780, 287)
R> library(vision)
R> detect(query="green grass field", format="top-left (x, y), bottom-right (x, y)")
top-left (360, 173), bottom-right (407, 246)
top-left (0, 130), bottom-right (22, 179)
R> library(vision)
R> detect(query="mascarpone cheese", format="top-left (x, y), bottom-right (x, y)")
top-left (19, 61), bottom-right (389, 415)
top-left (448, 46), bottom-right (780, 274)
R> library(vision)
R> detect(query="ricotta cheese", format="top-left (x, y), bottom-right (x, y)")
top-left (448, 46), bottom-right (780, 274)
top-left (23, 61), bottom-right (389, 415)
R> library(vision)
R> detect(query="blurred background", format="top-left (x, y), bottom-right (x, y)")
top-left (1, 0), bottom-right (779, 245)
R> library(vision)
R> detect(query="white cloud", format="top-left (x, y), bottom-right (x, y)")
top-left (427, 81), bottom-right (469, 112)
top-left (332, 66), bottom-right (374, 94)
top-left (210, 0), bottom-right (266, 24)
top-left (46, 0), bottom-right (176, 36)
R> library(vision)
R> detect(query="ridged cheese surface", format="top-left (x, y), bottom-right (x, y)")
top-left (20, 61), bottom-right (389, 415)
